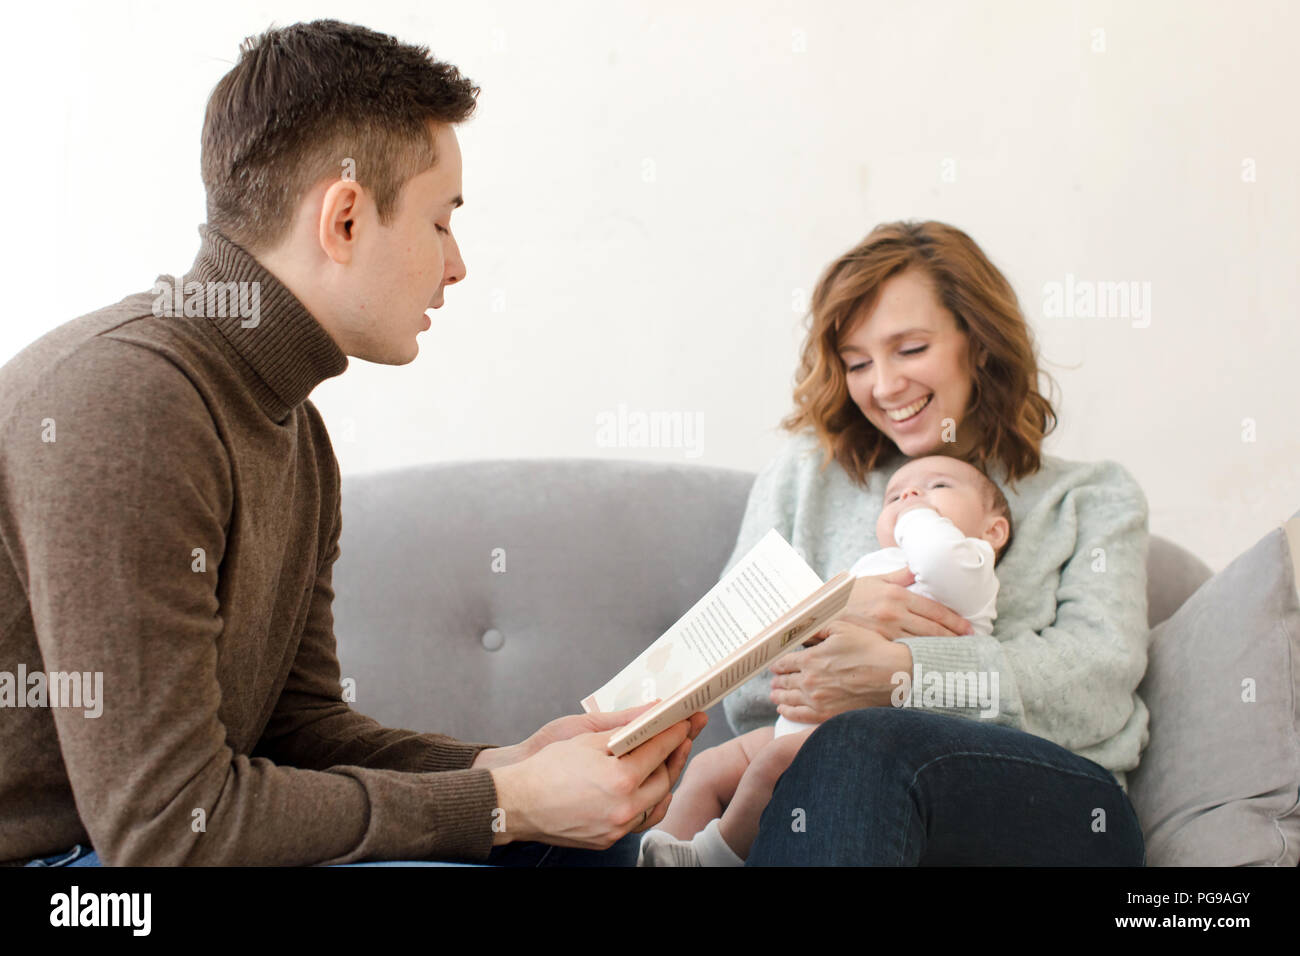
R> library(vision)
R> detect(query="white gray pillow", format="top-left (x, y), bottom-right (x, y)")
top-left (1127, 509), bottom-right (1300, 865)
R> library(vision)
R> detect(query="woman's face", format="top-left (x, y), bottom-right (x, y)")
top-left (838, 267), bottom-right (976, 459)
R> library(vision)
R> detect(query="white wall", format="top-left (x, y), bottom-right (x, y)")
top-left (4, 0), bottom-right (1296, 572)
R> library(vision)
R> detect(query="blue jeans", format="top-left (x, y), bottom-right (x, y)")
top-left (747, 707), bottom-right (1146, 866)
top-left (24, 832), bottom-right (642, 867)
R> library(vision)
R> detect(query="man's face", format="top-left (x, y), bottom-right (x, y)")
top-left (876, 455), bottom-right (990, 548)
top-left (344, 120), bottom-right (467, 364)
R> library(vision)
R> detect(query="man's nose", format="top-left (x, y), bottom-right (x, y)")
top-left (444, 234), bottom-right (467, 286)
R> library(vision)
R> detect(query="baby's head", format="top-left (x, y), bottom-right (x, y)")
top-left (878, 455), bottom-right (1014, 566)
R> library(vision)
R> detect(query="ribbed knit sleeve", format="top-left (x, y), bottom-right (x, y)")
top-left (253, 422), bottom-right (501, 777)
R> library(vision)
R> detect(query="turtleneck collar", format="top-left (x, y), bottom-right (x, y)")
top-left (168, 224), bottom-right (349, 423)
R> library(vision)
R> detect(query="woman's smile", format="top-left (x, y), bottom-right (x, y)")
top-left (883, 393), bottom-right (933, 426)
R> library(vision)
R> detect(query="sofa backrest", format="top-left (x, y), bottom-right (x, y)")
top-left (333, 459), bottom-right (1213, 752)
top-left (334, 459), bottom-right (753, 750)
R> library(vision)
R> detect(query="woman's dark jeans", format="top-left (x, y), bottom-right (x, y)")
top-left (748, 707), bottom-right (1146, 866)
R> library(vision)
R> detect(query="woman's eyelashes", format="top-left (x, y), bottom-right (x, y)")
top-left (846, 345), bottom-right (928, 373)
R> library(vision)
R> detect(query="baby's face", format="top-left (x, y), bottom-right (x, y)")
top-left (877, 456), bottom-right (995, 549)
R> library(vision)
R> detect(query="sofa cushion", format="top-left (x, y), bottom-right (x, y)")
top-left (1126, 509), bottom-right (1300, 865)
top-left (333, 458), bottom-right (755, 752)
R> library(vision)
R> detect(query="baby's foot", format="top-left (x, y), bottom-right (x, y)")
top-left (636, 829), bottom-right (701, 867)
top-left (637, 819), bottom-right (744, 867)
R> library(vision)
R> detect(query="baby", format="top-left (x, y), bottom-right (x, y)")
top-left (637, 454), bottom-right (1013, 866)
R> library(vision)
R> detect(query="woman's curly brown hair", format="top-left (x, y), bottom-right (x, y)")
top-left (782, 220), bottom-right (1059, 494)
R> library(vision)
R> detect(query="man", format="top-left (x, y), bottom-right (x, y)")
top-left (0, 19), bottom-right (704, 867)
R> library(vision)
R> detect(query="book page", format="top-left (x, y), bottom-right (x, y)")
top-left (583, 529), bottom-right (823, 713)
top-left (603, 572), bottom-right (855, 756)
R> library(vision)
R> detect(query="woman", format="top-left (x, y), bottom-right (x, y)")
top-left (721, 221), bottom-right (1149, 865)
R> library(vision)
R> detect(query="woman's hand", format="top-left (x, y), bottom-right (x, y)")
top-left (769, 619), bottom-right (915, 723)
top-left (831, 567), bottom-right (974, 640)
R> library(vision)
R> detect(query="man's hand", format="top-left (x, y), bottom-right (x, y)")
top-left (486, 708), bottom-right (707, 849)
top-left (470, 702), bottom-right (707, 770)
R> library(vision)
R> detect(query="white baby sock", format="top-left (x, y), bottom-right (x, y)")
top-left (694, 818), bottom-right (745, 867)
top-left (637, 819), bottom-right (744, 867)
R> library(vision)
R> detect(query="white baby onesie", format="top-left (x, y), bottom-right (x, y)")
top-left (772, 506), bottom-right (999, 737)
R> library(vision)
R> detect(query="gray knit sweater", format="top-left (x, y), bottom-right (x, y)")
top-left (721, 430), bottom-right (1151, 790)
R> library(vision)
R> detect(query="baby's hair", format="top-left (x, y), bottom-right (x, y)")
top-left (976, 470), bottom-right (1014, 567)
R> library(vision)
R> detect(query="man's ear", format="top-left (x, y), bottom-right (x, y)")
top-left (318, 178), bottom-right (363, 264)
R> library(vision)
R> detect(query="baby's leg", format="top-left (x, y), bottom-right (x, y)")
top-left (718, 727), bottom-right (817, 859)
top-left (658, 727), bottom-right (776, 839)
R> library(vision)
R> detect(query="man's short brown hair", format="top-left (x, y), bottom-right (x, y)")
top-left (201, 19), bottom-right (479, 255)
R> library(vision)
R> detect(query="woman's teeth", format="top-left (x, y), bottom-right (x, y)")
top-left (885, 395), bottom-right (932, 422)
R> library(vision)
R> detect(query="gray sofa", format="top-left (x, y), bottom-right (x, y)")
top-left (330, 457), bottom-right (1252, 857)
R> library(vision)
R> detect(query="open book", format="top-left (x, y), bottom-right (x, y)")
top-left (581, 529), bottom-right (855, 756)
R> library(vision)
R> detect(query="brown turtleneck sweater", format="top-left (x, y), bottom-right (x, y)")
top-left (0, 225), bottom-right (501, 865)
